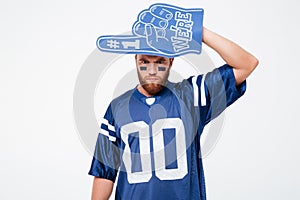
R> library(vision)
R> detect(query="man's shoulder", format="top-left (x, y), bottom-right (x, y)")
top-left (167, 76), bottom-right (195, 92)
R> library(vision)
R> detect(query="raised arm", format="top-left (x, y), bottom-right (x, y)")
top-left (91, 177), bottom-right (114, 200)
top-left (202, 27), bottom-right (259, 85)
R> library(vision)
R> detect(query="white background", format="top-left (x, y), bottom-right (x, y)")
top-left (1, 0), bottom-right (300, 199)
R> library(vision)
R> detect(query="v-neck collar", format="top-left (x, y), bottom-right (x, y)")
top-left (133, 82), bottom-right (172, 106)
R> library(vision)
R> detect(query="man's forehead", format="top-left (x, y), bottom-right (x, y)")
top-left (136, 54), bottom-right (169, 60)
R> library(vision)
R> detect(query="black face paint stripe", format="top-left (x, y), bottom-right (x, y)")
top-left (140, 66), bottom-right (147, 71)
top-left (158, 66), bottom-right (166, 71)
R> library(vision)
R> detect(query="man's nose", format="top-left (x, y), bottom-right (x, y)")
top-left (148, 63), bottom-right (157, 75)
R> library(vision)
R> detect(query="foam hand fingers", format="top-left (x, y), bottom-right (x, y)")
top-left (149, 4), bottom-right (173, 20)
top-left (138, 11), bottom-right (168, 28)
top-left (133, 21), bottom-right (166, 38)
top-left (145, 24), bottom-right (157, 45)
top-left (132, 22), bottom-right (147, 37)
top-left (131, 3), bottom-right (204, 57)
top-left (96, 35), bottom-right (160, 55)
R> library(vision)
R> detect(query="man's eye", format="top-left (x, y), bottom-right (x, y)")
top-left (141, 60), bottom-right (149, 64)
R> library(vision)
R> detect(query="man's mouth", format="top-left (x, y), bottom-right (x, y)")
top-left (145, 77), bottom-right (160, 82)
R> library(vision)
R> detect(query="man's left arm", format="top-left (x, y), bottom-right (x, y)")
top-left (202, 27), bottom-right (259, 85)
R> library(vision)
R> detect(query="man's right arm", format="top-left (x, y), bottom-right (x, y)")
top-left (202, 27), bottom-right (259, 85)
top-left (90, 104), bottom-right (119, 200)
top-left (91, 177), bottom-right (114, 200)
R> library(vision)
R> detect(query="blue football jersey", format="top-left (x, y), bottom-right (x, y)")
top-left (89, 64), bottom-right (246, 200)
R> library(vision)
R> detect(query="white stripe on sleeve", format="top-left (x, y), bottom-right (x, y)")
top-left (192, 76), bottom-right (199, 107)
top-left (100, 128), bottom-right (116, 142)
top-left (100, 118), bottom-right (116, 132)
top-left (201, 74), bottom-right (207, 106)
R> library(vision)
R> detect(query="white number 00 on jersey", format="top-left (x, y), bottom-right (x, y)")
top-left (121, 118), bottom-right (188, 184)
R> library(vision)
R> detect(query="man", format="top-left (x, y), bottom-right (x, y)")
top-left (89, 27), bottom-right (259, 200)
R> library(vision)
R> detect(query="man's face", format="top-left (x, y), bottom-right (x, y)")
top-left (135, 54), bottom-right (174, 96)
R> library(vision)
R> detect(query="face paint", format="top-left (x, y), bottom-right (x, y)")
top-left (136, 55), bottom-right (172, 96)
top-left (140, 66), bottom-right (147, 71)
top-left (158, 66), bottom-right (166, 71)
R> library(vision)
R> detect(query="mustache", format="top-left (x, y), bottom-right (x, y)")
top-left (144, 75), bottom-right (162, 80)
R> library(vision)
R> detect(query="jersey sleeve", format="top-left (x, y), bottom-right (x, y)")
top-left (188, 64), bottom-right (246, 125)
top-left (88, 104), bottom-right (120, 182)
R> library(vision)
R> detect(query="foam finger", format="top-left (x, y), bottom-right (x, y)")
top-left (150, 5), bottom-right (173, 20)
top-left (132, 21), bottom-right (147, 37)
top-left (139, 11), bottom-right (168, 28)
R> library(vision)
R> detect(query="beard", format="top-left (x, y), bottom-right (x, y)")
top-left (137, 67), bottom-right (170, 96)
top-left (141, 83), bottom-right (165, 96)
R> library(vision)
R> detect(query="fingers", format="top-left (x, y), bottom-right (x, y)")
top-left (145, 24), bottom-right (157, 47)
top-left (150, 5), bottom-right (173, 20)
top-left (97, 35), bottom-right (143, 52)
top-left (96, 34), bottom-right (162, 56)
top-left (145, 24), bottom-right (153, 36)
top-left (138, 11), bottom-right (168, 28)
top-left (133, 4), bottom-right (175, 38)
top-left (132, 21), bottom-right (146, 37)
top-left (133, 21), bottom-right (165, 38)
